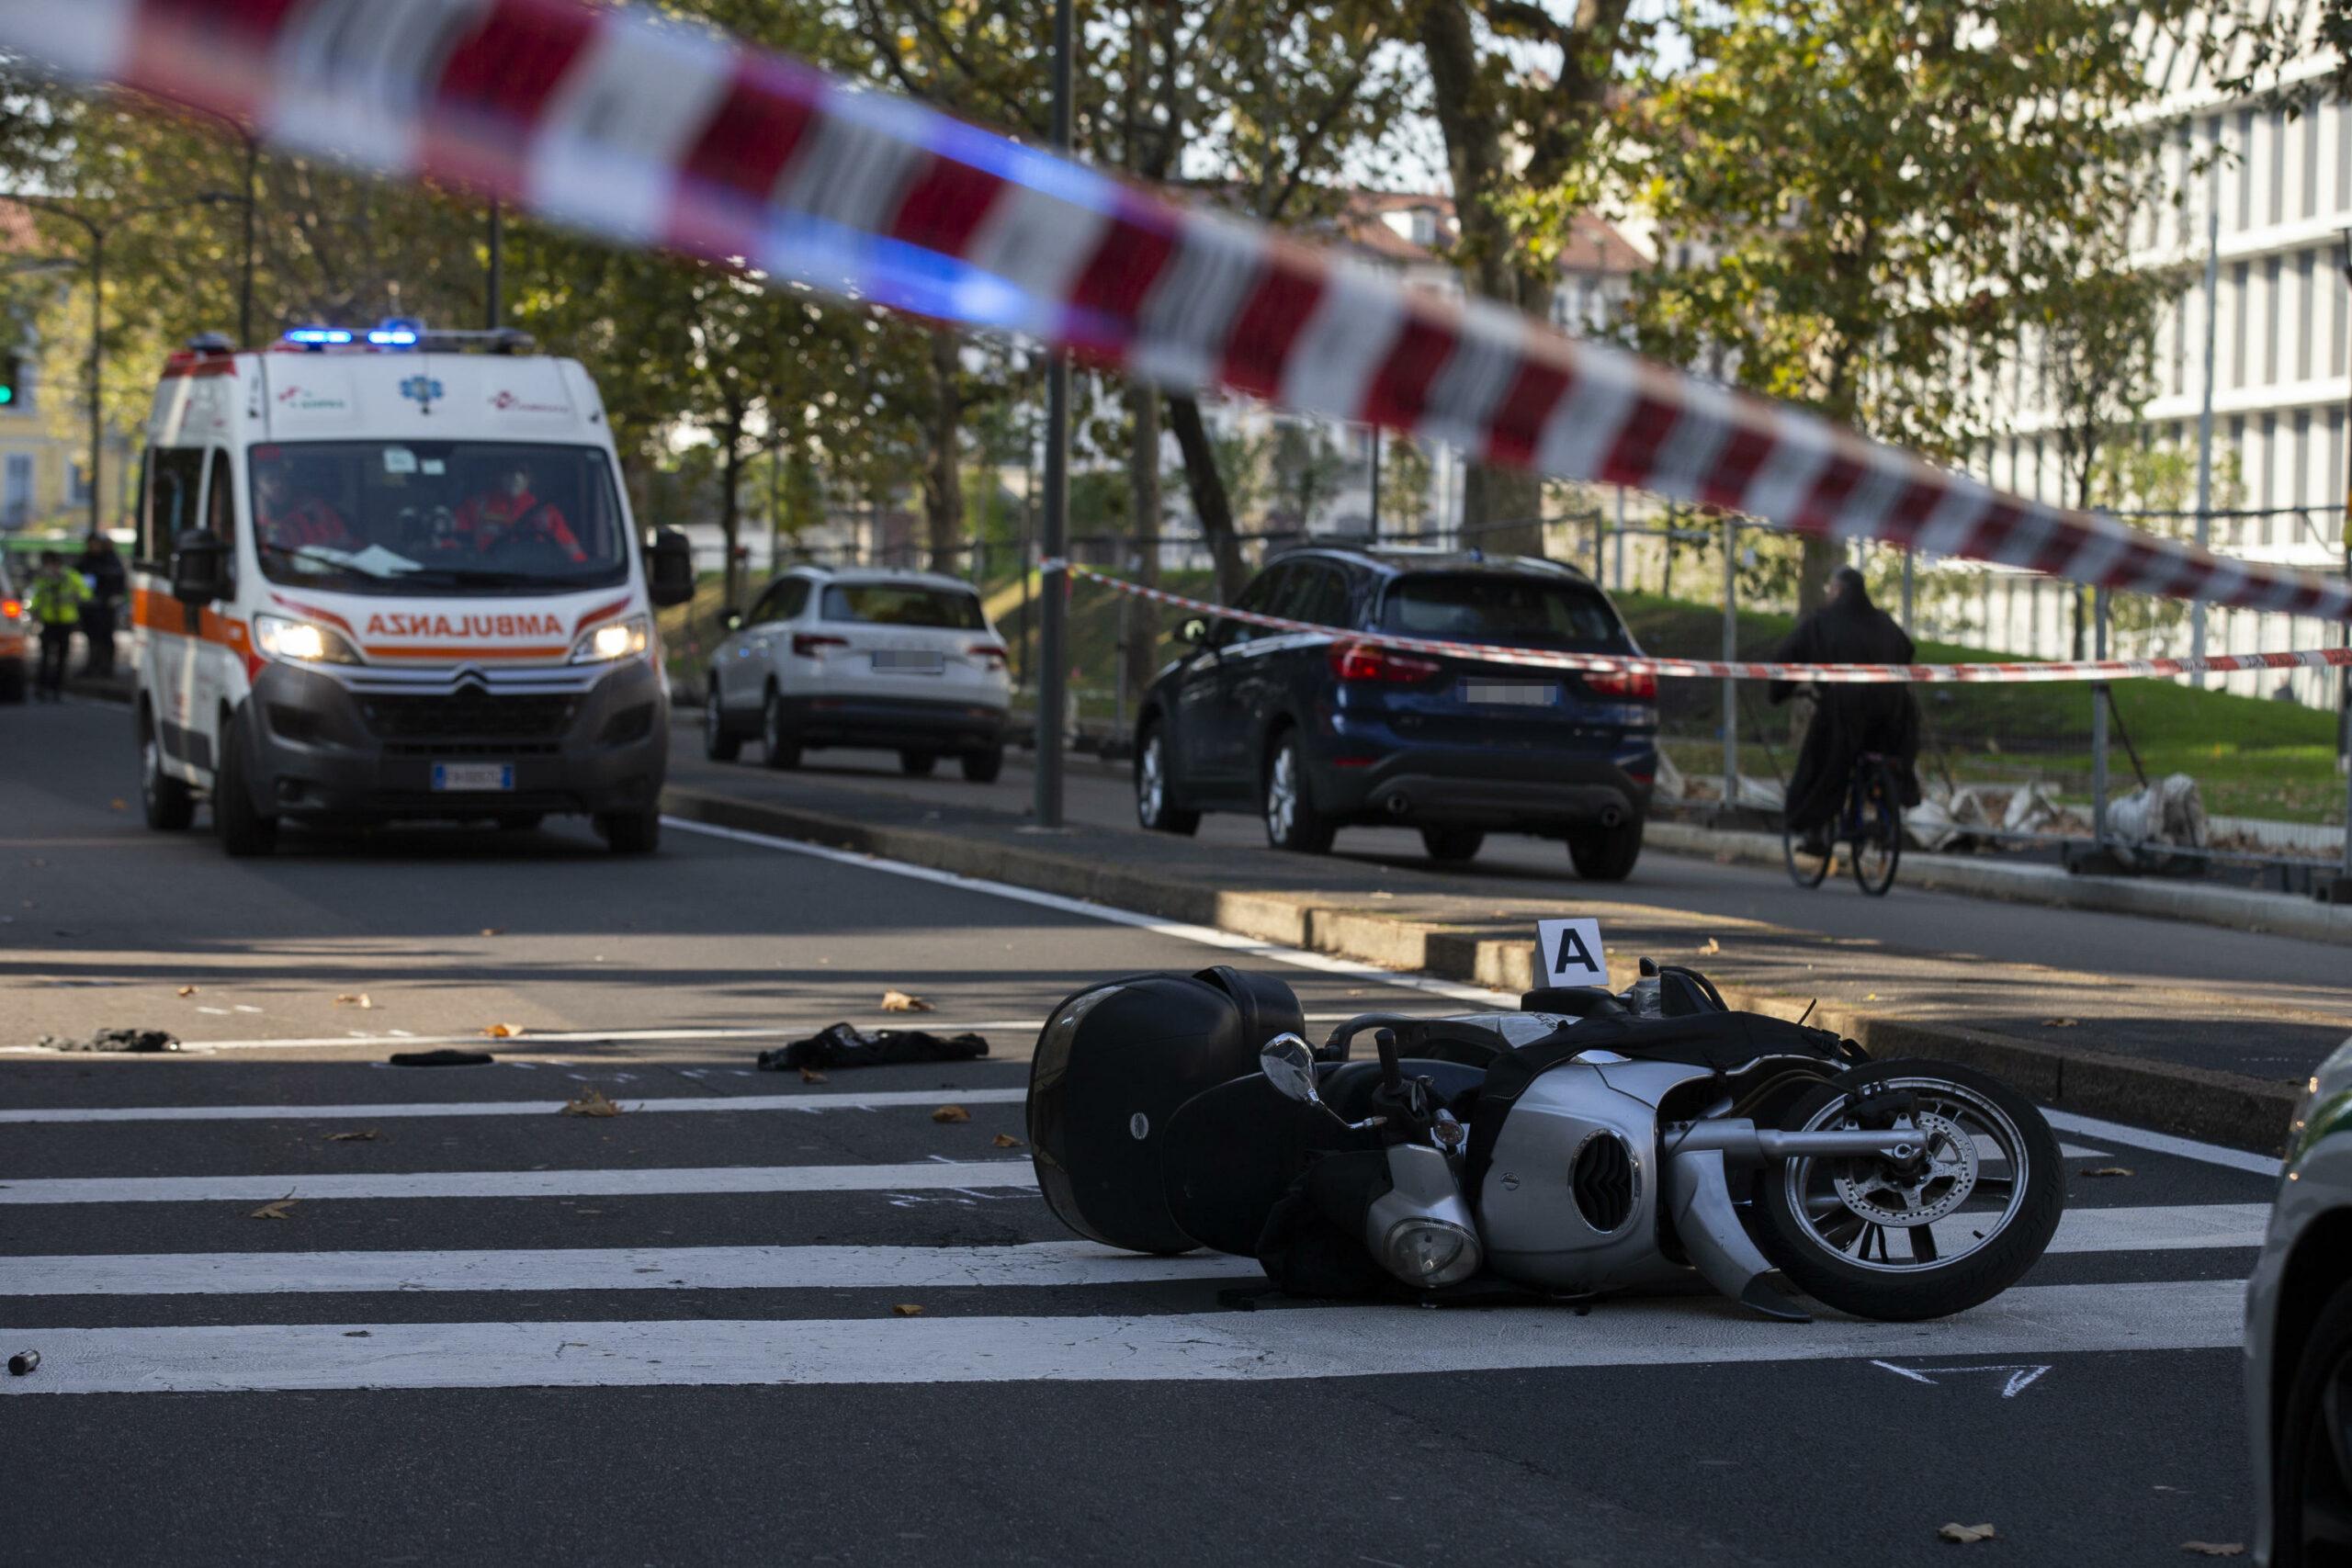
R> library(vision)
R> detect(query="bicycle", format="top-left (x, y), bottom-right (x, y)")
top-left (1783, 750), bottom-right (1904, 897)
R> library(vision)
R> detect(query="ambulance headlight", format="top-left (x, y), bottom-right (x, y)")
top-left (252, 613), bottom-right (361, 665)
top-left (571, 614), bottom-right (650, 664)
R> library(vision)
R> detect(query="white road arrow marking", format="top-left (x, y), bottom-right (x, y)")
top-left (1870, 1359), bottom-right (2052, 1397)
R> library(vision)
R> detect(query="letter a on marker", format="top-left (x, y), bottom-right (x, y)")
top-left (1534, 917), bottom-right (1608, 987)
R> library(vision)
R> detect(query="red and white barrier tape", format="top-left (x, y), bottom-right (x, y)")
top-left (6, 0), bottom-right (2349, 623)
top-left (1049, 563), bottom-right (2352, 685)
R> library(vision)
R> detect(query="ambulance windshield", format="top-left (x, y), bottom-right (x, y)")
top-left (250, 441), bottom-right (630, 595)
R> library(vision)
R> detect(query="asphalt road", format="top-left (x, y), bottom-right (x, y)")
top-left (0, 699), bottom-right (2284, 1564)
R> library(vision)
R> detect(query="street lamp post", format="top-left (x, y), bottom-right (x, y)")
top-left (17, 191), bottom-right (240, 538)
top-left (1033, 0), bottom-right (1074, 829)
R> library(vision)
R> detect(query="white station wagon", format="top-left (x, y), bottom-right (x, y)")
top-left (703, 565), bottom-right (1011, 781)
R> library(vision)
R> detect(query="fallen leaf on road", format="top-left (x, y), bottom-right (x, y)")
top-left (109, 798), bottom-right (127, 811)
top-left (2083, 1167), bottom-right (2135, 1179)
top-left (1370, 889), bottom-right (1395, 899)
top-left (881, 990), bottom-right (933, 1013)
top-left (324, 1130), bottom-right (379, 1143)
top-left (932, 1105), bottom-right (970, 1123)
top-left (1700, 938), bottom-right (1721, 955)
top-left (2181, 1545), bottom-right (2245, 1558)
top-left (481, 1022), bottom-right (526, 1039)
top-left (334, 993), bottom-right (372, 1009)
top-left (249, 1199), bottom-right (298, 1221)
top-left (798, 1066), bottom-right (829, 1084)
top-left (561, 1088), bottom-right (623, 1118)
top-left (175, 986), bottom-right (198, 998)
top-left (891, 1303), bottom-right (924, 1317)
top-left (479, 928), bottom-right (504, 937)
top-left (2041, 1018), bottom-right (2080, 1028)
top-left (1938, 1524), bottom-right (1997, 1545)
top-left (992, 1133), bottom-right (1024, 1148)
top-left (1864, 992), bottom-right (1880, 1001)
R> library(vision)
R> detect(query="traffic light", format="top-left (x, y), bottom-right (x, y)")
top-left (0, 355), bottom-right (17, 407)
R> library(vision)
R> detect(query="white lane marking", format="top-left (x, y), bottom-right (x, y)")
top-left (0, 1280), bottom-right (2246, 1395)
top-left (2050, 1202), bottom-right (2271, 1252)
top-left (0, 1089), bottom-right (1031, 1125)
top-left (0, 1162), bottom-right (1040, 1205)
top-left (0, 1022), bottom-right (1046, 1055)
top-left (661, 817), bottom-right (1519, 1009)
top-left (2, 1241), bottom-right (1257, 1297)
top-left (2042, 1111), bottom-right (2283, 1178)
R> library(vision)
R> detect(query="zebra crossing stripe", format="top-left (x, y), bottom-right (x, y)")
top-left (0, 1280), bottom-right (2247, 1395)
top-left (0, 1161), bottom-right (1041, 1205)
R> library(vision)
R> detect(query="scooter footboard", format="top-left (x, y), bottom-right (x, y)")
top-left (1027, 966), bottom-right (1302, 1254)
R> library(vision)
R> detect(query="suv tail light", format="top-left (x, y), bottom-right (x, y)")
top-left (1586, 667), bottom-right (1657, 702)
top-left (1329, 639), bottom-right (1442, 684)
top-left (792, 633), bottom-right (849, 659)
top-left (0, 598), bottom-right (20, 623)
top-left (967, 642), bottom-right (1008, 671)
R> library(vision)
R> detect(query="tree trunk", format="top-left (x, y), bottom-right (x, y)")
top-left (922, 328), bottom-right (964, 573)
top-left (718, 418), bottom-right (744, 611)
top-left (1795, 535), bottom-right (1843, 617)
top-left (1124, 383), bottom-right (1163, 707)
top-left (1167, 393), bottom-right (1247, 602)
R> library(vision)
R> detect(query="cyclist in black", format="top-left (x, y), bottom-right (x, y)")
top-left (1770, 566), bottom-right (1922, 853)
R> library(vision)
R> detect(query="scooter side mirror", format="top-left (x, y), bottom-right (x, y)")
top-left (1259, 1033), bottom-right (1321, 1104)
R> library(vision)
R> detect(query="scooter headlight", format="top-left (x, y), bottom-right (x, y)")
top-left (1380, 1217), bottom-right (1482, 1288)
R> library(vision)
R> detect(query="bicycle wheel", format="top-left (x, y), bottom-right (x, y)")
top-left (1783, 814), bottom-right (1832, 888)
top-left (1850, 761), bottom-right (1903, 897)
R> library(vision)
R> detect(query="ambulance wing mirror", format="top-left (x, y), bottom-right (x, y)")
top-left (169, 529), bottom-right (229, 606)
top-left (646, 528), bottom-right (695, 608)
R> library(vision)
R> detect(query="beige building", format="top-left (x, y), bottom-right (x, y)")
top-left (2, 199), bottom-right (132, 540)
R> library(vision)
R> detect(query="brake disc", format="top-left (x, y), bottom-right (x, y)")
top-left (1833, 1111), bottom-right (1978, 1227)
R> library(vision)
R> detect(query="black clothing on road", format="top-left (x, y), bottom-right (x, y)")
top-left (1769, 570), bottom-right (1923, 832)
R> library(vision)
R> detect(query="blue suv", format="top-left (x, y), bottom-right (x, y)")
top-left (1133, 547), bottom-right (1658, 878)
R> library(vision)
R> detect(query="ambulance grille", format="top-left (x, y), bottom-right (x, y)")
top-left (359, 691), bottom-right (576, 741)
top-left (1570, 1132), bottom-right (1635, 1235)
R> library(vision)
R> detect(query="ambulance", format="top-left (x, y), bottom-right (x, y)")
top-left (130, 322), bottom-right (695, 856)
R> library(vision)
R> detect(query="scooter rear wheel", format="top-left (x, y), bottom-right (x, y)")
top-left (1752, 1059), bottom-right (2063, 1321)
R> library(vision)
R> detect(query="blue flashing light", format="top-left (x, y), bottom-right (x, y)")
top-left (284, 326), bottom-right (353, 346)
top-left (368, 316), bottom-right (424, 348)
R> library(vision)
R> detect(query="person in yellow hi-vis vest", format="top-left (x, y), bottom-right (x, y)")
top-left (26, 549), bottom-right (92, 704)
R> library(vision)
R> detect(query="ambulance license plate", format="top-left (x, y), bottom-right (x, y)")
top-left (432, 762), bottom-right (514, 793)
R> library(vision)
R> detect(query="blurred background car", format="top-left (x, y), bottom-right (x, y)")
top-left (2248, 1033), bottom-right (2352, 1568)
top-left (1132, 546), bottom-right (1658, 879)
top-left (703, 565), bottom-right (1011, 782)
top-left (0, 554), bottom-right (28, 704)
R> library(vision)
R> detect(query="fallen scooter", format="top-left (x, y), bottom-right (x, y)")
top-left (1026, 958), bottom-right (2064, 1321)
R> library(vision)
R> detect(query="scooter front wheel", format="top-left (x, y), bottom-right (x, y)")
top-left (1752, 1060), bottom-right (2063, 1321)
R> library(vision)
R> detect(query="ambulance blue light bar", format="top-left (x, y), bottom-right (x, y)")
top-left (283, 326), bottom-right (353, 345)
top-left (368, 318), bottom-right (424, 347)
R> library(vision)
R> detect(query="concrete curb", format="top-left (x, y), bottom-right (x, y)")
top-left (663, 784), bottom-right (2302, 1154)
top-left (1646, 818), bottom-right (2352, 948)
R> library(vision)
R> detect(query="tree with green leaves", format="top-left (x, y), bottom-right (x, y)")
top-left (1629, 0), bottom-right (2218, 614)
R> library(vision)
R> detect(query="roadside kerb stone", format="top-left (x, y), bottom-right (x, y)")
top-left (665, 784), bottom-right (2302, 1154)
top-left (1647, 819), bottom-right (2352, 949)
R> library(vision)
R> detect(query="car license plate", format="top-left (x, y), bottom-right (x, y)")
top-left (431, 762), bottom-right (514, 792)
top-left (1462, 681), bottom-right (1556, 706)
top-left (873, 650), bottom-right (944, 673)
